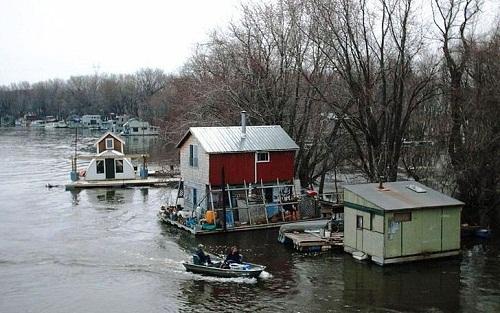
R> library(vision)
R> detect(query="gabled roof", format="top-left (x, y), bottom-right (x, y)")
top-left (344, 181), bottom-right (464, 211)
top-left (94, 132), bottom-right (125, 146)
top-left (176, 126), bottom-right (299, 153)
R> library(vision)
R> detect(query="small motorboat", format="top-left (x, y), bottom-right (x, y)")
top-left (182, 254), bottom-right (266, 278)
top-left (474, 228), bottom-right (492, 239)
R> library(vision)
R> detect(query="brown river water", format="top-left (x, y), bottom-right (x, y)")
top-left (0, 128), bottom-right (499, 313)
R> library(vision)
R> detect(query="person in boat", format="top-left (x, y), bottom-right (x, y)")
top-left (222, 246), bottom-right (242, 268)
top-left (195, 244), bottom-right (212, 265)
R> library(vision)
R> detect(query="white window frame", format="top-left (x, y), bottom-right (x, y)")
top-left (115, 159), bottom-right (124, 173)
top-left (189, 144), bottom-right (199, 168)
top-left (256, 151), bottom-right (270, 163)
top-left (105, 138), bottom-right (114, 150)
top-left (96, 160), bottom-right (105, 174)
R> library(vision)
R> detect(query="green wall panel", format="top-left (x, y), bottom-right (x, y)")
top-left (442, 207), bottom-right (461, 251)
top-left (421, 209), bottom-right (442, 253)
top-left (344, 207), bottom-right (357, 248)
top-left (385, 214), bottom-right (402, 258)
top-left (402, 210), bottom-right (422, 255)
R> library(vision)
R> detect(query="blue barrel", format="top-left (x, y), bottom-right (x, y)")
top-left (225, 211), bottom-right (234, 228)
top-left (140, 166), bottom-right (148, 178)
top-left (266, 204), bottom-right (279, 217)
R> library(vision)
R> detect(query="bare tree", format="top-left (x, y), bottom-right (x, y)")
top-left (306, 0), bottom-right (438, 182)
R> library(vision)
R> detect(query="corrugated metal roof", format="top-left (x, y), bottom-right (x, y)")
top-left (177, 126), bottom-right (299, 153)
top-left (344, 181), bottom-right (464, 211)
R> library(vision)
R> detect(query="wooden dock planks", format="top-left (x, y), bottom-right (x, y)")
top-left (283, 231), bottom-right (344, 252)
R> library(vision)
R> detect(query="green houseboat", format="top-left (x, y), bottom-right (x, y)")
top-left (343, 181), bottom-right (464, 265)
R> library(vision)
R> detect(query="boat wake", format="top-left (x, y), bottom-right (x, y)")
top-left (183, 270), bottom-right (259, 284)
top-left (259, 270), bottom-right (273, 280)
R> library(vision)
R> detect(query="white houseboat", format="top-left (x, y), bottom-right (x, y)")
top-left (65, 131), bottom-right (173, 190)
top-left (82, 132), bottom-right (136, 180)
top-left (81, 115), bottom-right (103, 129)
top-left (120, 118), bottom-right (159, 136)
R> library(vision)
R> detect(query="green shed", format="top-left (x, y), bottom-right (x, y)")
top-left (343, 181), bottom-right (464, 265)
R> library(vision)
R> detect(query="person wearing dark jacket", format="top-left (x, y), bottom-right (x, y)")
top-left (223, 246), bottom-right (242, 266)
top-left (196, 244), bottom-right (212, 265)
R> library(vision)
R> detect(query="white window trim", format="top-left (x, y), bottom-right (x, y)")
top-left (189, 144), bottom-right (199, 168)
top-left (96, 160), bottom-right (105, 174)
top-left (115, 159), bottom-right (124, 173)
top-left (105, 138), bottom-right (114, 150)
top-left (256, 151), bottom-right (270, 163)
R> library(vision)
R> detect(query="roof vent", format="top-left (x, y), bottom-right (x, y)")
top-left (406, 184), bottom-right (426, 193)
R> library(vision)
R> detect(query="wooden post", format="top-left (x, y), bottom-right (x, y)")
top-left (243, 180), bottom-right (252, 225)
top-left (261, 179), bottom-right (269, 224)
top-left (209, 184), bottom-right (215, 211)
top-left (221, 167), bottom-right (227, 232)
top-left (277, 178), bottom-right (285, 222)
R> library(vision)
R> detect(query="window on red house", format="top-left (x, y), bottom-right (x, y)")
top-left (256, 152), bottom-right (269, 162)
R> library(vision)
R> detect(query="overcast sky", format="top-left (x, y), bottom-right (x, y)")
top-left (0, 0), bottom-right (497, 86)
top-left (0, 0), bottom-right (241, 85)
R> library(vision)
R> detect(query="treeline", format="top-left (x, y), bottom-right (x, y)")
top-left (0, 68), bottom-right (171, 124)
top-left (1, 0), bottom-right (498, 226)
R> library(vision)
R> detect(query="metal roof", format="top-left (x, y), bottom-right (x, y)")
top-left (176, 126), bottom-right (299, 153)
top-left (344, 181), bottom-right (464, 211)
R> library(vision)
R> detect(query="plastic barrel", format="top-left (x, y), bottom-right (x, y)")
top-left (225, 211), bottom-right (234, 228)
top-left (205, 210), bottom-right (216, 224)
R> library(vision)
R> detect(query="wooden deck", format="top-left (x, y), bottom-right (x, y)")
top-left (65, 177), bottom-right (178, 190)
top-left (282, 231), bottom-right (344, 252)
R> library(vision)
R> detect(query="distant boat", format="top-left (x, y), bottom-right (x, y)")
top-left (45, 121), bottom-right (68, 128)
top-left (461, 225), bottom-right (492, 239)
top-left (120, 118), bottom-right (159, 136)
top-left (30, 120), bottom-right (46, 128)
top-left (475, 228), bottom-right (492, 239)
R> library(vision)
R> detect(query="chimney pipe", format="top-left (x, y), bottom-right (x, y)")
top-left (378, 176), bottom-right (384, 189)
top-left (241, 111), bottom-right (246, 139)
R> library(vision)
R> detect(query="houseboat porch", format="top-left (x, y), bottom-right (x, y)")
top-left (158, 179), bottom-right (344, 236)
top-left (157, 212), bottom-right (331, 235)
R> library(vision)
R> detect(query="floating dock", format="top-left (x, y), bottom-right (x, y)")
top-left (65, 177), bottom-right (178, 190)
top-left (281, 231), bottom-right (344, 252)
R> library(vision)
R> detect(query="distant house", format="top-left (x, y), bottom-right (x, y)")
top-left (84, 132), bottom-right (135, 181)
top-left (343, 181), bottom-right (464, 265)
top-left (121, 118), bottom-right (159, 136)
top-left (111, 114), bottom-right (130, 133)
top-left (81, 115), bottom-right (102, 129)
top-left (176, 112), bottom-right (299, 217)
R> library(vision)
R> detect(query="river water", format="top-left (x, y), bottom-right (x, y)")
top-left (0, 128), bottom-right (499, 313)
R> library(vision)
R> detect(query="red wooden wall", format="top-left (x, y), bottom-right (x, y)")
top-left (256, 151), bottom-right (295, 183)
top-left (209, 153), bottom-right (255, 185)
top-left (209, 151), bottom-right (295, 186)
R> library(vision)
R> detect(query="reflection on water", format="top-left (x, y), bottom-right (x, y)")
top-left (0, 128), bottom-right (499, 313)
top-left (343, 259), bottom-right (461, 312)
